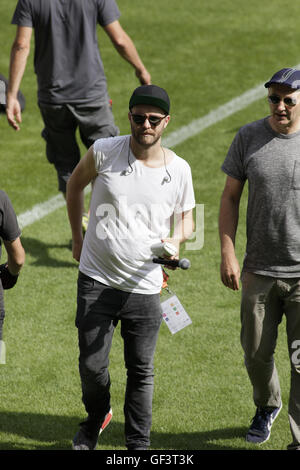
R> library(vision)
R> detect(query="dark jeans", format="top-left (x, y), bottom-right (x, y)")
top-left (76, 271), bottom-right (162, 449)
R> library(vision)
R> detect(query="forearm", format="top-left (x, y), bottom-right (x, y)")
top-left (7, 39), bottom-right (30, 99)
top-left (66, 185), bottom-right (85, 242)
top-left (173, 211), bottom-right (194, 245)
top-left (66, 148), bottom-right (98, 262)
top-left (219, 196), bottom-right (239, 258)
top-left (6, 27), bottom-right (31, 130)
top-left (219, 195), bottom-right (241, 290)
top-left (114, 33), bottom-right (145, 71)
top-left (105, 22), bottom-right (150, 84)
top-left (3, 238), bottom-right (25, 276)
top-left (164, 210), bottom-right (194, 256)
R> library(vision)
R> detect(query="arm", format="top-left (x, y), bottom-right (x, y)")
top-left (104, 21), bottom-right (151, 85)
top-left (0, 237), bottom-right (25, 289)
top-left (66, 147), bottom-right (98, 262)
top-left (219, 176), bottom-right (244, 290)
top-left (3, 237), bottom-right (25, 276)
top-left (163, 209), bottom-right (194, 266)
top-left (6, 26), bottom-right (32, 131)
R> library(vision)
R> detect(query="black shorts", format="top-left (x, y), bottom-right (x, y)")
top-left (39, 98), bottom-right (119, 193)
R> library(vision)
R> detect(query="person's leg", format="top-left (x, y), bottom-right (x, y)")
top-left (74, 98), bottom-right (119, 149)
top-left (241, 272), bottom-right (282, 409)
top-left (73, 273), bottom-right (124, 449)
top-left (283, 278), bottom-right (300, 450)
top-left (38, 103), bottom-right (81, 195)
top-left (77, 325), bottom-right (114, 422)
top-left (120, 292), bottom-right (162, 450)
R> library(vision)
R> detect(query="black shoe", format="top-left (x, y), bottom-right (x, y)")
top-left (72, 408), bottom-right (112, 450)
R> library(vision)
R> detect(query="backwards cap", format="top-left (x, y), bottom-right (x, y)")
top-left (129, 85), bottom-right (170, 114)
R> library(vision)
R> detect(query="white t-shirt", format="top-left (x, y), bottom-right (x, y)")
top-left (79, 135), bottom-right (195, 294)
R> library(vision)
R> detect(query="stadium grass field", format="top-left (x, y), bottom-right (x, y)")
top-left (0, 0), bottom-right (299, 451)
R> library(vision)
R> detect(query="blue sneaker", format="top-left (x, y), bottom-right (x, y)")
top-left (246, 402), bottom-right (282, 444)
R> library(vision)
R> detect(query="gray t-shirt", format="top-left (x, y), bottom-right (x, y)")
top-left (222, 117), bottom-right (300, 277)
top-left (12, 0), bottom-right (120, 104)
top-left (0, 190), bottom-right (21, 262)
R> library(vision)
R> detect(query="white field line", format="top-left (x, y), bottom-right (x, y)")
top-left (162, 83), bottom-right (266, 148)
top-left (17, 67), bottom-right (300, 229)
top-left (18, 193), bottom-right (66, 229)
top-left (17, 188), bottom-right (91, 229)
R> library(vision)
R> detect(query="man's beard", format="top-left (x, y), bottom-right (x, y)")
top-left (130, 125), bottom-right (162, 148)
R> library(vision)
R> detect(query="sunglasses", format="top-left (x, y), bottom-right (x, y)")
top-left (130, 113), bottom-right (166, 126)
top-left (268, 94), bottom-right (298, 107)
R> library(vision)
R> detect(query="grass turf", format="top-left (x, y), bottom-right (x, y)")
top-left (0, 0), bottom-right (298, 451)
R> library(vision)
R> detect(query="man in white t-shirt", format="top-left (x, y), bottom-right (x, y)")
top-left (66, 85), bottom-right (195, 450)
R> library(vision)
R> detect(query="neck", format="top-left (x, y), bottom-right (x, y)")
top-left (129, 136), bottom-right (164, 164)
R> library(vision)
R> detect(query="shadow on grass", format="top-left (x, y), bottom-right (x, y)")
top-left (21, 236), bottom-right (75, 269)
top-left (0, 411), bottom-right (249, 450)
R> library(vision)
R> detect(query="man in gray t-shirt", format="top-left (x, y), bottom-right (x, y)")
top-left (6, 0), bottom-right (151, 198)
top-left (0, 190), bottom-right (25, 355)
top-left (219, 68), bottom-right (300, 450)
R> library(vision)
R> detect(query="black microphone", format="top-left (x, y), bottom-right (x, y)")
top-left (152, 257), bottom-right (191, 270)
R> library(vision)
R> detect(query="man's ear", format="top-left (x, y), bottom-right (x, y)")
top-left (163, 115), bottom-right (171, 128)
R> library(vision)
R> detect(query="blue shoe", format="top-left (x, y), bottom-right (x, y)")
top-left (246, 402), bottom-right (282, 444)
top-left (72, 408), bottom-right (112, 450)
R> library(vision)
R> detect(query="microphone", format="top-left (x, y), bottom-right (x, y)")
top-left (152, 257), bottom-right (191, 270)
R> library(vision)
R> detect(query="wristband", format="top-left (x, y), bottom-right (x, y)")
top-left (0, 264), bottom-right (19, 289)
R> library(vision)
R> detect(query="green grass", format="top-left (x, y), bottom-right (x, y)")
top-left (0, 0), bottom-right (298, 451)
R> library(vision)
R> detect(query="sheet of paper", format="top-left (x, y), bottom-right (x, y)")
top-left (0, 340), bottom-right (6, 364)
top-left (161, 294), bottom-right (192, 334)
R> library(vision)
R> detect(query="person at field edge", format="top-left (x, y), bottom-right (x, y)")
top-left (0, 190), bottom-right (25, 342)
top-left (66, 84), bottom-right (195, 450)
top-left (219, 68), bottom-right (300, 450)
top-left (6, 0), bottom-right (151, 209)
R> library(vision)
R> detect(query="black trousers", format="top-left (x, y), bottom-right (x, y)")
top-left (76, 271), bottom-right (162, 449)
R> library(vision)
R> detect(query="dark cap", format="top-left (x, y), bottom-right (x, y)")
top-left (129, 85), bottom-right (170, 114)
top-left (264, 68), bottom-right (300, 90)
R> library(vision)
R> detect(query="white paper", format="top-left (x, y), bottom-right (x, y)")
top-left (0, 340), bottom-right (6, 364)
top-left (161, 294), bottom-right (192, 334)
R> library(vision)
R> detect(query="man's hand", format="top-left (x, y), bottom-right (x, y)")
top-left (161, 238), bottom-right (180, 270)
top-left (6, 95), bottom-right (22, 131)
top-left (72, 238), bottom-right (83, 263)
top-left (220, 254), bottom-right (240, 290)
top-left (135, 68), bottom-right (151, 85)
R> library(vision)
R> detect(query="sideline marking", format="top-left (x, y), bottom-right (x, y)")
top-left (162, 83), bottom-right (266, 148)
top-left (17, 67), bottom-right (300, 229)
top-left (18, 194), bottom-right (66, 229)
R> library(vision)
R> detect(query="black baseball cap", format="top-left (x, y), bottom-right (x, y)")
top-left (129, 85), bottom-right (170, 114)
top-left (264, 68), bottom-right (300, 90)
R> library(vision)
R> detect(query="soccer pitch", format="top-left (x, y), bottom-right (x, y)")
top-left (0, 0), bottom-right (299, 451)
